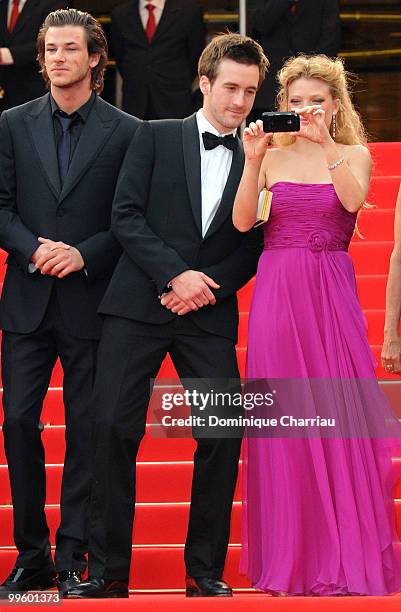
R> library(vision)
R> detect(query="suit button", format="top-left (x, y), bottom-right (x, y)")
top-left (57, 209), bottom-right (65, 217)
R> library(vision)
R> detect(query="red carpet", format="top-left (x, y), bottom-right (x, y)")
top-left (2, 593), bottom-right (401, 611)
top-left (0, 141), bottom-right (400, 607)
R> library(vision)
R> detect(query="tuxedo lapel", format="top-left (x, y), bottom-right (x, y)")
top-left (24, 94), bottom-right (61, 199)
top-left (59, 97), bottom-right (120, 203)
top-left (204, 137), bottom-right (244, 240)
top-left (9, 0), bottom-right (39, 39)
top-left (152, 0), bottom-right (179, 43)
top-left (182, 114), bottom-right (202, 235)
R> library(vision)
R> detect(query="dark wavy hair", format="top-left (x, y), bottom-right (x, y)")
top-left (37, 8), bottom-right (108, 94)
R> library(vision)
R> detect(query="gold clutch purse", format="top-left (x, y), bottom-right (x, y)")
top-left (254, 188), bottom-right (272, 227)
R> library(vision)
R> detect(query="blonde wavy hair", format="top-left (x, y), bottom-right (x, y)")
top-left (273, 54), bottom-right (367, 147)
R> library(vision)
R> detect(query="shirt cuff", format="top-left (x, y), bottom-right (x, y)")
top-left (0, 48), bottom-right (14, 65)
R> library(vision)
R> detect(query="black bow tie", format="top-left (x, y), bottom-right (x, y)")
top-left (202, 131), bottom-right (237, 151)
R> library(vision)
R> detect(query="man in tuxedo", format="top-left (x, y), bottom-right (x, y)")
top-left (111, 0), bottom-right (205, 119)
top-left (67, 33), bottom-right (268, 599)
top-left (0, 0), bottom-right (66, 113)
top-left (0, 8), bottom-right (140, 597)
top-left (248, 0), bottom-right (341, 115)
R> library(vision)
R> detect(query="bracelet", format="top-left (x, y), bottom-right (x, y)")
top-left (328, 157), bottom-right (345, 171)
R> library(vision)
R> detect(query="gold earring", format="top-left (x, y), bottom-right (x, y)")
top-left (332, 113), bottom-right (337, 140)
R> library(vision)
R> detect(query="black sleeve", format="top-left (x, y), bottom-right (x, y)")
top-left (0, 112), bottom-right (40, 272)
top-left (201, 226), bottom-right (263, 301)
top-left (111, 122), bottom-right (189, 295)
top-left (110, 11), bottom-right (126, 74)
top-left (186, 3), bottom-right (206, 80)
top-left (75, 120), bottom-right (141, 281)
top-left (75, 231), bottom-right (122, 281)
top-left (316, 0), bottom-right (341, 56)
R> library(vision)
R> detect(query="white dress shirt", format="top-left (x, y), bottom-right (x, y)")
top-left (139, 0), bottom-right (165, 29)
top-left (0, 0), bottom-right (28, 65)
top-left (196, 109), bottom-right (236, 237)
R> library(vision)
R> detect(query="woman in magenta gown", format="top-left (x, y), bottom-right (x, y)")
top-left (233, 55), bottom-right (401, 596)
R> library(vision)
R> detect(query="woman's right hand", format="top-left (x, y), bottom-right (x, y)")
top-left (381, 334), bottom-right (401, 375)
top-left (243, 120), bottom-right (272, 161)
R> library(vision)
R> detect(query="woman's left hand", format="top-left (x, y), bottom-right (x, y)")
top-left (292, 105), bottom-right (332, 145)
top-left (381, 334), bottom-right (401, 375)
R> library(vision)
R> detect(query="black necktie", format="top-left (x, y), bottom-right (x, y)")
top-left (56, 113), bottom-right (75, 184)
top-left (202, 131), bottom-right (237, 151)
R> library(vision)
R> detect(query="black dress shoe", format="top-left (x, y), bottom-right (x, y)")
top-left (66, 577), bottom-right (129, 598)
top-left (0, 565), bottom-right (57, 598)
top-left (57, 570), bottom-right (82, 597)
top-left (186, 576), bottom-right (233, 597)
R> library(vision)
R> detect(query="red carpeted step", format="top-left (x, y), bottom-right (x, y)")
top-left (366, 309), bottom-right (385, 345)
top-left (0, 502), bottom-right (243, 548)
top-left (349, 241), bottom-right (393, 275)
top-left (3, 495), bottom-right (401, 552)
top-left (237, 279), bottom-right (255, 312)
top-left (357, 209), bottom-right (395, 241)
top-left (0, 348), bottom-right (246, 387)
top-left (356, 275), bottom-right (387, 310)
top-left (368, 142), bottom-right (401, 177)
top-left (367, 175), bottom-right (401, 208)
top-left (2, 540), bottom-right (401, 594)
top-left (0, 462), bottom-right (243, 506)
top-left (0, 426), bottom-right (198, 465)
top-left (0, 546), bottom-right (252, 591)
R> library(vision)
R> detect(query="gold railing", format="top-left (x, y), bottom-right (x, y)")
top-left (340, 12), bottom-right (401, 22)
top-left (98, 11), bottom-right (401, 25)
top-left (340, 48), bottom-right (401, 58)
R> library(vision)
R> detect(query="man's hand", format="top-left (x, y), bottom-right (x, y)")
top-left (32, 237), bottom-right (84, 278)
top-left (169, 270), bottom-right (220, 310)
top-left (160, 290), bottom-right (193, 315)
top-left (31, 237), bottom-right (70, 269)
top-left (40, 246), bottom-right (84, 278)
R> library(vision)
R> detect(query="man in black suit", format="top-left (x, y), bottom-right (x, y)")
top-left (248, 0), bottom-right (341, 114)
top-left (67, 33), bottom-right (268, 599)
top-left (0, 8), bottom-right (140, 597)
top-left (0, 0), bottom-right (66, 113)
top-left (111, 0), bottom-right (205, 119)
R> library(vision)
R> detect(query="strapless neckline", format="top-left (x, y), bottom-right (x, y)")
top-left (268, 181), bottom-right (334, 190)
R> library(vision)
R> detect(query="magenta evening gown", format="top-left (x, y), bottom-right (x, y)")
top-left (240, 181), bottom-right (401, 596)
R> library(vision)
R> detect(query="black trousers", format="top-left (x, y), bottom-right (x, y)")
top-left (1, 291), bottom-right (98, 571)
top-left (88, 314), bottom-right (242, 581)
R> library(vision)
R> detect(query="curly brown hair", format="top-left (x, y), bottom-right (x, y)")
top-left (274, 54), bottom-right (367, 147)
top-left (37, 8), bottom-right (108, 94)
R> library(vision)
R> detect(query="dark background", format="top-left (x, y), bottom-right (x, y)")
top-left (71, 0), bottom-right (401, 141)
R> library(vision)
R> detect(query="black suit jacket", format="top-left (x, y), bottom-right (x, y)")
top-left (111, 0), bottom-right (205, 119)
top-left (249, 0), bottom-right (341, 109)
top-left (99, 115), bottom-right (263, 342)
top-left (0, 0), bottom-right (66, 112)
top-left (0, 94), bottom-right (141, 339)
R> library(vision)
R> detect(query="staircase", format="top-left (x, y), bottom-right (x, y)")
top-left (0, 142), bottom-right (400, 608)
